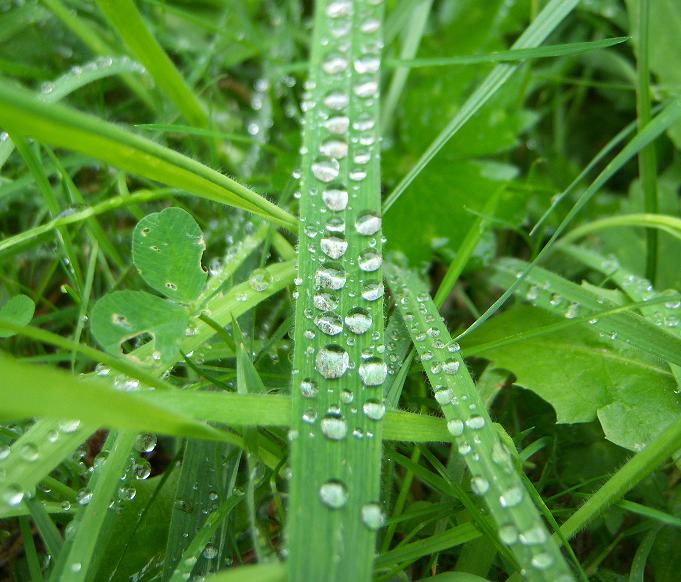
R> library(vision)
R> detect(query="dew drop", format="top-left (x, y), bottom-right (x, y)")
top-left (499, 486), bottom-right (523, 508)
top-left (322, 189), bottom-right (349, 212)
top-left (470, 477), bottom-right (490, 496)
top-left (134, 433), bottom-right (157, 453)
top-left (355, 213), bottom-right (381, 236)
top-left (363, 400), bottom-right (386, 420)
top-left (324, 91), bottom-right (349, 110)
top-left (531, 552), bottom-right (554, 570)
top-left (3, 484), bottom-right (24, 507)
top-left (300, 378), bottom-right (318, 398)
top-left (324, 116), bottom-right (349, 134)
top-left (358, 250), bottom-right (382, 272)
top-left (345, 308), bottom-right (372, 334)
top-left (358, 357), bottom-right (387, 386)
top-left (465, 416), bottom-right (485, 430)
top-left (447, 419), bottom-right (464, 436)
top-left (314, 292), bottom-right (338, 312)
top-left (320, 236), bottom-right (348, 259)
top-left (434, 387), bottom-right (453, 405)
top-left (361, 282), bottom-right (384, 301)
top-left (321, 415), bottom-right (348, 440)
top-left (320, 139), bottom-right (348, 159)
top-left (519, 525), bottom-right (547, 545)
top-left (314, 312), bottom-right (343, 336)
top-left (442, 359), bottom-right (460, 375)
top-left (316, 345), bottom-right (350, 379)
top-left (312, 158), bottom-right (340, 183)
top-left (315, 267), bottom-right (346, 290)
top-left (361, 503), bottom-right (385, 530)
top-left (20, 443), bottom-right (39, 462)
top-left (248, 268), bottom-right (273, 292)
top-left (319, 480), bottom-right (348, 508)
top-left (498, 524), bottom-right (518, 545)
top-left (322, 54), bottom-right (349, 75)
top-left (76, 488), bottom-right (93, 506)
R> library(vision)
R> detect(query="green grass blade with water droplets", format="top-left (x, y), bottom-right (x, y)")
top-left (288, 2), bottom-right (386, 580)
top-left (489, 257), bottom-right (681, 367)
top-left (385, 263), bottom-right (575, 581)
top-left (0, 82), bottom-right (297, 230)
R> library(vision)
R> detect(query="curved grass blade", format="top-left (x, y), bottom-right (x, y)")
top-left (559, 213), bottom-right (681, 244)
top-left (288, 2), bottom-right (387, 580)
top-left (385, 263), bottom-right (575, 581)
top-left (383, 0), bottom-right (578, 213)
top-left (94, 0), bottom-right (207, 128)
top-left (0, 82), bottom-right (297, 230)
top-left (389, 37), bottom-right (629, 68)
top-left (0, 55), bottom-right (147, 169)
top-left (204, 563), bottom-right (286, 582)
top-left (489, 257), bottom-right (681, 367)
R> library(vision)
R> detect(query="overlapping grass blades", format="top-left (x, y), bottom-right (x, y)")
top-left (385, 264), bottom-right (575, 581)
top-left (0, 83), bottom-right (297, 229)
top-left (288, 1), bottom-right (387, 580)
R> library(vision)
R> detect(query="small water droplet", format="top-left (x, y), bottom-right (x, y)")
top-left (300, 378), bottom-right (319, 398)
top-left (355, 213), bottom-right (381, 236)
top-left (321, 415), bottom-right (348, 440)
top-left (363, 400), bottom-right (386, 420)
top-left (361, 503), bottom-right (385, 530)
top-left (248, 268), bottom-right (273, 292)
top-left (499, 486), bottom-right (523, 508)
top-left (320, 480), bottom-right (348, 508)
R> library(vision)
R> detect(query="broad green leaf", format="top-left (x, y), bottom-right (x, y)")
top-left (132, 207), bottom-right (207, 303)
top-left (384, 159), bottom-right (520, 263)
top-left (465, 305), bottom-right (679, 452)
top-left (90, 290), bottom-right (188, 366)
top-left (0, 82), bottom-right (297, 230)
top-left (0, 294), bottom-right (35, 338)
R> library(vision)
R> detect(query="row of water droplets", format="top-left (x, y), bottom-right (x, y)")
top-left (292, 0), bottom-right (386, 531)
top-left (387, 266), bottom-right (573, 580)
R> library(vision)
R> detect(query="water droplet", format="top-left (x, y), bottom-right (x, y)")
top-left (3, 484), bottom-right (24, 507)
top-left (320, 236), bottom-right (348, 259)
top-left (519, 525), bottom-right (547, 545)
top-left (354, 56), bottom-right (380, 74)
top-left (355, 213), bottom-right (381, 236)
top-left (20, 443), bottom-right (39, 462)
top-left (465, 416), bottom-right (485, 430)
top-left (322, 54), bottom-right (349, 75)
top-left (434, 387), bottom-right (453, 405)
top-left (76, 488), bottom-right (93, 506)
top-left (320, 139), bottom-right (348, 160)
top-left (447, 419), bottom-right (464, 436)
top-left (470, 477), bottom-right (489, 496)
top-left (326, 0), bottom-right (352, 18)
top-left (363, 400), bottom-right (386, 420)
top-left (442, 359), bottom-right (460, 375)
top-left (316, 345), bottom-right (350, 379)
top-left (345, 308), bottom-right (372, 334)
top-left (324, 91), bottom-right (349, 111)
top-left (203, 543), bottom-right (219, 559)
top-left (315, 267), bottom-right (346, 290)
top-left (133, 459), bottom-right (151, 480)
top-left (498, 524), bottom-right (518, 544)
top-left (531, 553), bottom-right (554, 570)
top-left (324, 116), bottom-right (349, 134)
top-left (300, 378), bottom-right (319, 398)
top-left (321, 415), bottom-right (348, 440)
top-left (358, 250), bottom-right (382, 272)
top-left (320, 480), bottom-right (348, 509)
top-left (315, 312), bottom-right (343, 336)
top-left (134, 433), bottom-right (157, 453)
top-left (564, 302), bottom-right (580, 319)
top-left (361, 283), bottom-right (384, 301)
top-left (358, 357), bottom-right (387, 386)
top-left (499, 486), bottom-right (523, 508)
top-left (312, 158), bottom-right (340, 183)
top-left (314, 292), bottom-right (338, 312)
top-left (361, 503), bottom-right (385, 530)
top-left (322, 188), bottom-right (348, 211)
top-left (248, 268), bottom-right (273, 291)
top-left (354, 80), bottom-right (378, 98)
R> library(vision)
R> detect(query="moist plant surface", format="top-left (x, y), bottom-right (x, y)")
top-left (1, 1), bottom-right (680, 581)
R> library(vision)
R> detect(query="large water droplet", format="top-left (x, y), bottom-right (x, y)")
top-left (361, 503), bottom-right (385, 530)
top-left (363, 400), bottom-right (386, 420)
top-left (320, 236), bottom-right (348, 259)
top-left (134, 433), bottom-right (157, 453)
top-left (324, 116), bottom-right (349, 134)
top-left (465, 415), bottom-right (485, 430)
top-left (320, 480), bottom-right (348, 508)
top-left (358, 357), bottom-right (387, 386)
top-left (354, 56), bottom-right (380, 74)
top-left (499, 486), bottom-right (523, 508)
top-left (315, 312), bottom-right (343, 336)
top-left (442, 359), bottom-right (460, 375)
top-left (320, 139), bottom-right (348, 159)
top-left (316, 345), bottom-right (349, 379)
top-left (470, 477), bottom-right (489, 496)
top-left (361, 282), bottom-right (384, 301)
top-left (322, 189), bottom-right (348, 212)
top-left (358, 250), bottom-right (382, 272)
top-left (354, 80), bottom-right (378, 98)
top-left (531, 553), bottom-right (554, 570)
top-left (434, 387), bottom-right (453, 405)
top-left (312, 158), bottom-right (340, 183)
top-left (447, 419), bottom-right (464, 436)
top-left (3, 484), bottom-right (24, 507)
top-left (498, 524), bottom-right (518, 545)
top-left (324, 91), bottom-right (349, 111)
top-left (321, 415), bottom-right (347, 440)
top-left (519, 525), bottom-right (547, 545)
top-left (355, 212), bottom-right (381, 236)
top-left (315, 267), bottom-right (346, 290)
top-left (322, 54), bottom-right (349, 75)
top-left (314, 292), bottom-right (338, 312)
top-left (345, 308), bottom-right (372, 334)
top-left (326, 0), bottom-right (352, 18)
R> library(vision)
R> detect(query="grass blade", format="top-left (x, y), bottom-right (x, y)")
top-left (287, 2), bottom-right (387, 580)
top-left (382, 0), bottom-right (578, 212)
top-left (94, 0), bottom-right (207, 127)
top-left (386, 263), bottom-right (575, 581)
top-left (0, 82), bottom-right (297, 229)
